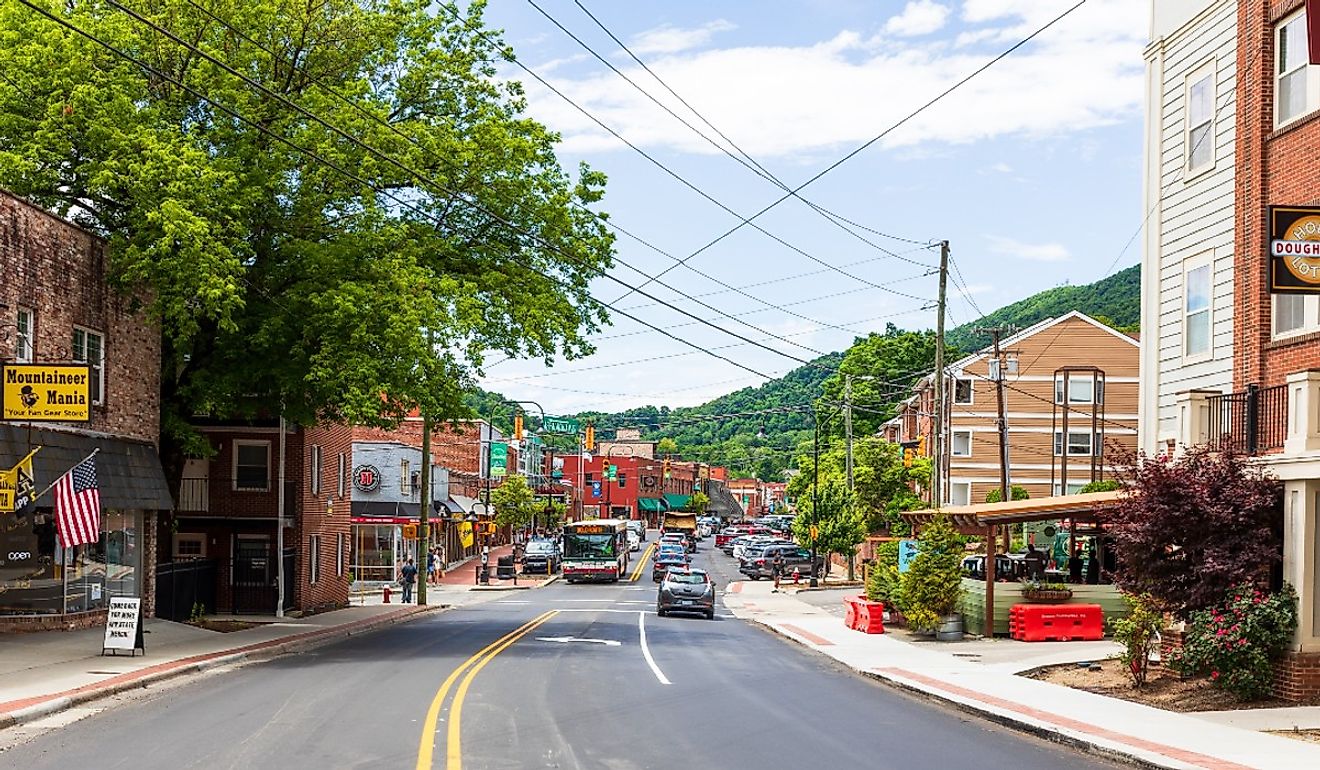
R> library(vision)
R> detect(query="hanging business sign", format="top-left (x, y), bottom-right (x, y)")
top-left (102, 597), bottom-right (145, 656)
top-left (0, 448), bottom-right (39, 513)
top-left (352, 464), bottom-right (381, 492)
top-left (1269, 206), bottom-right (1320, 294)
top-left (490, 442), bottom-right (508, 478)
top-left (2, 364), bottom-right (92, 422)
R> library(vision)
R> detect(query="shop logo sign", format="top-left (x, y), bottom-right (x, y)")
top-left (1270, 207), bottom-right (1320, 293)
top-left (1, 364), bottom-right (92, 422)
top-left (352, 464), bottom-right (381, 492)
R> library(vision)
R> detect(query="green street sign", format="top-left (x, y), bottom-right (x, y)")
top-left (542, 416), bottom-right (580, 434)
top-left (490, 442), bottom-right (508, 478)
top-left (607, 464), bottom-right (617, 480)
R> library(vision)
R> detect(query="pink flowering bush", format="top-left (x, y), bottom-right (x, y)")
top-left (1169, 583), bottom-right (1297, 700)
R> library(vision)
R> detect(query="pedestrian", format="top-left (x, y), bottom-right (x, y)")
top-left (772, 551), bottom-right (785, 591)
top-left (400, 557), bottom-right (418, 603)
top-left (436, 543), bottom-right (446, 579)
top-left (1068, 547), bottom-right (1084, 584)
top-left (426, 548), bottom-right (438, 586)
top-left (1024, 542), bottom-right (1045, 581)
top-left (1085, 546), bottom-right (1100, 585)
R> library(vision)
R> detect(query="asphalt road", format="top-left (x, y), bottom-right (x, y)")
top-left (2, 532), bottom-right (1121, 769)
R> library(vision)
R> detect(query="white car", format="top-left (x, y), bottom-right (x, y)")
top-left (627, 530), bottom-right (641, 552)
top-left (732, 535), bottom-right (783, 562)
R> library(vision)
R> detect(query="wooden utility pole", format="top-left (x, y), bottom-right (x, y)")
top-left (975, 324), bottom-right (1013, 639)
top-left (418, 409), bottom-right (432, 606)
top-left (931, 241), bottom-right (950, 508)
top-left (844, 374), bottom-right (855, 580)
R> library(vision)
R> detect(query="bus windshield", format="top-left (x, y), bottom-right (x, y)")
top-left (563, 532), bottom-right (617, 560)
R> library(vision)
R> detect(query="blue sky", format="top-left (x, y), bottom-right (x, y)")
top-left (475, 0), bottom-right (1146, 416)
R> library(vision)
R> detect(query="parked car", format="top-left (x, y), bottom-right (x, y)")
top-left (740, 544), bottom-right (823, 580)
top-left (652, 551), bottom-right (691, 582)
top-left (656, 542), bottom-right (688, 561)
top-left (522, 539), bottom-right (561, 574)
top-left (657, 567), bottom-right (715, 619)
top-left (733, 535), bottom-right (785, 562)
top-left (627, 530), bottom-right (641, 552)
top-left (626, 519), bottom-right (647, 542)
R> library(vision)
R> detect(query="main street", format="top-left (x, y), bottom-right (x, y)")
top-left (3, 535), bottom-right (1118, 769)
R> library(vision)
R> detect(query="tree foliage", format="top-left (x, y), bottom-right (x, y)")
top-left (984, 485), bottom-right (1030, 503)
top-left (490, 475), bottom-right (536, 529)
top-left (1107, 448), bottom-right (1283, 618)
top-left (818, 324), bottom-right (939, 437)
top-left (900, 515), bottom-right (964, 632)
top-left (792, 470), bottom-right (864, 567)
top-left (0, 0), bottom-right (614, 475)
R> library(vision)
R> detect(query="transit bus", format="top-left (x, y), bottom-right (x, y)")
top-left (561, 519), bottom-right (630, 583)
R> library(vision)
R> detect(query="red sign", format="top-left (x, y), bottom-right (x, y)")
top-left (1310, 0), bottom-right (1320, 65)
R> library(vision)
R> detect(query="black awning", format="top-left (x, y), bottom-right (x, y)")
top-left (0, 425), bottom-right (172, 510)
top-left (350, 500), bottom-right (446, 518)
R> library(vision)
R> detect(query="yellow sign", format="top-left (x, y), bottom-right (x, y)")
top-left (459, 521), bottom-right (474, 549)
top-left (2, 365), bottom-right (92, 422)
top-left (402, 524), bottom-right (418, 540)
top-left (809, 525), bottom-right (819, 541)
top-left (0, 447), bottom-right (40, 513)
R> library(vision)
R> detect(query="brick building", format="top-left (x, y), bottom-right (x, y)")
top-left (0, 190), bottom-right (172, 632)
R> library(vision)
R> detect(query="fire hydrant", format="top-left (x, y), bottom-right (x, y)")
top-left (383, 585), bottom-right (392, 603)
top-left (792, 567), bottom-right (801, 585)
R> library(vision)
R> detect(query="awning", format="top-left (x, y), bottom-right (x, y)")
top-left (349, 500), bottom-right (446, 519)
top-left (899, 490), bottom-right (1122, 532)
top-left (449, 494), bottom-right (492, 517)
top-left (663, 493), bottom-right (690, 511)
top-left (442, 498), bottom-right (465, 514)
top-left (0, 425), bottom-right (172, 510)
top-left (638, 497), bottom-right (664, 513)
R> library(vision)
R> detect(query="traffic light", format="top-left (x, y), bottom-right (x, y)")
top-left (585, 423), bottom-right (595, 449)
top-left (513, 413), bottom-right (524, 441)
top-left (917, 435), bottom-right (927, 456)
top-left (663, 458), bottom-right (670, 479)
top-left (902, 448), bottom-right (914, 468)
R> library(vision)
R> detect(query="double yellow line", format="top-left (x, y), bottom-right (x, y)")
top-left (629, 543), bottom-right (656, 582)
top-left (416, 610), bottom-right (560, 770)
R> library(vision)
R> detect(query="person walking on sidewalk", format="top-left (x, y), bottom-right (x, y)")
top-left (771, 551), bottom-right (785, 591)
top-left (400, 558), bottom-right (418, 603)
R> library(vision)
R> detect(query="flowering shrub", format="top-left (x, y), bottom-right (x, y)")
top-left (1169, 583), bottom-right (1298, 701)
top-left (1109, 593), bottom-right (1163, 688)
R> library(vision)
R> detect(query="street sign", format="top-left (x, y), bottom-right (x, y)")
top-left (606, 464), bottom-right (617, 480)
top-left (402, 524), bottom-right (418, 540)
top-left (490, 442), bottom-right (508, 478)
top-left (591, 481), bottom-right (602, 497)
top-left (542, 416), bottom-right (580, 434)
top-left (898, 539), bottom-right (919, 573)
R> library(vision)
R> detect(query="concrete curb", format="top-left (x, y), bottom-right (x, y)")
top-left (0, 605), bottom-right (443, 732)
top-left (746, 617), bottom-right (1181, 770)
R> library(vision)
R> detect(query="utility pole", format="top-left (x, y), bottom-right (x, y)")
top-left (976, 326), bottom-right (1014, 507)
top-left (844, 374), bottom-right (855, 581)
top-left (931, 240), bottom-right (950, 508)
top-left (418, 409), bottom-right (431, 605)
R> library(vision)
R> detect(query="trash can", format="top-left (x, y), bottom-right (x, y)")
top-left (496, 555), bottom-right (516, 580)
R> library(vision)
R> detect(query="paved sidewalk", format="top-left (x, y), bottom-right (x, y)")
top-left (0, 603), bottom-right (440, 730)
top-left (722, 580), bottom-right (1320, 770)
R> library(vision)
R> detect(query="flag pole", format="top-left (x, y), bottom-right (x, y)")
top-left (31, 447), bottom-right (100, 503)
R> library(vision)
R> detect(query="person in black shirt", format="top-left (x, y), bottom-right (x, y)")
top-left (1068, 547), bottom-right (1084, 584)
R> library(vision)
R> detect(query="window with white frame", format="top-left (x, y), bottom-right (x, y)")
top-left (1273, 294), bottom-right (1315, 337)
top-left (1054, 376), bottom-right (1103, 405)
top-left (15, 307), bottom-right (34, 363)
top-left (1184, 260), bottom-right (1212, 358)
top-left (336, 533), bottom-right (344, 576)
top-left (953, 378), bottom-right (973, 404)
top-left (337, 453), bottom-right (346, 497)
top-left (309, 535), bottom-right (320, 584)
top-left (1053, 431), bottom-right (1101, 456)
top-left (951, 430), bottom-right (972, 457)
top-left (172, 533), bottom-right (206, 559)
top-left (949, 481), bottom-right (972, 506)
top-left (400, 458), bottom-right (411, 494)
top-left (72, 326), bottom-right (104, 405)
top-left (309, 445), bottom-right (322, 495)
top-left (1277, 11), bottom-right (1315, 127)
top-left (1186, 65), bottom-right (1215, 172)
top-left (233, 440), bottom-right (270, 491)
top-left (1052, 481), bottom-right (1088, 496)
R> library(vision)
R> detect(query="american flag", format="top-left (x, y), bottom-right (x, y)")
top-left (55, 457), bottom-right (101, 548)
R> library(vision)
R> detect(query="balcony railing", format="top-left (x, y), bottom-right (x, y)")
top-left (176, 477), bottom-right (300, 516)
top-left (1206, 384), bottom-right (1287, 455)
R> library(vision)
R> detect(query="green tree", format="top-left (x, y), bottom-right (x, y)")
top-left (793, 471), bottom-right (864, 575)
top-left (490, 476), bottom-right (536, 529)
top-left (656, 437), bottom-right (678, 456)
top-left (818, 325), bottom-right (940, 437)
top-left (0, 0), bottom-right (614, 482)
top-left (686, 489), bottom-right (709, 514)
top-left (984, 485), bottom-right (1031, 503)
top-left (901, 515), bottom-right (964, 632)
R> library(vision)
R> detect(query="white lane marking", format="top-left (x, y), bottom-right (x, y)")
top-left (616, 601), bottom-right (649, 605)
top-left (536, 636), bottom-right (622, 646)
top-left (556, 599), bottom-right (619, 602)
top-left (638, 611), bottom-right (672, 685)
top-left (495, 600), bottom-right (530, 604)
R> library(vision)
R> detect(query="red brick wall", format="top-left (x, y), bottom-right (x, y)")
top-left (1274, 651), bottom-right (1320, 701)
top-left (0, 191), bottom-right (160, 443)
top-left (301, 423), bottom-right (352, 611)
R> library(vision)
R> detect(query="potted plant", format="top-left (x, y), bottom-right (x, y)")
top-left (901, 515), bottom-right (965, 640)
top-left (1020, 579), bottom-right (1073, 602)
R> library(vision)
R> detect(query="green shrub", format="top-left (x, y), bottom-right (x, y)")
top-left (984, 485), bottom-right (1030, 503)
top-left (900, 515), bottom-right (963, 632)
top-left (1079, 479), bottom-right (1120, 494)
top-left (1169, 583), bottom-right (1298, 701)
top-left (1110, 593), bottom-right (1163, 688)
top-left (866, 540), bottom-right (902, 604)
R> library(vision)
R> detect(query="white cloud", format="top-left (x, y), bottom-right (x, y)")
top-left (629, 19), bottom-right (737, 56)
top-left (516, 0), bottom-right (1144, 158)
top-left (884, 1), bottom-right (951, 37)
top-left (986, 235), bottom-right (1071, 262)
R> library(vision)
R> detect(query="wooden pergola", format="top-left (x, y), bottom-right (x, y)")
top-left (899, 490), bottom-right (1123, 637)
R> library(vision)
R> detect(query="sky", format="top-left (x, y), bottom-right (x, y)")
top-left (475, 0), bottom-right (1147, 417)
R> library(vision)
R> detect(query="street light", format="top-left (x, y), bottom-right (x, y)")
top-left (470, 501), bottom-right (491, 585)
top-left (811, 405), bottom-right (844, 588)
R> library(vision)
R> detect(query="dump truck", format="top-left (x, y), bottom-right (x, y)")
top-left (661, 511), bottom-right (698, 551)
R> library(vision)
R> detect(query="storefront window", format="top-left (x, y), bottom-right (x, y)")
top-left (0, 510), bottom-right (59, 615)
top-left (0, 509), bottom-right (141, 616)
top-left (352, 524), bottom-right (398, 582)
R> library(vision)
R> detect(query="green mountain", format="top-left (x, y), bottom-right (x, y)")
top-left (471, 265), bottom-right (1141, 479)
top-left (945, 264), bottom-right (1140, 353)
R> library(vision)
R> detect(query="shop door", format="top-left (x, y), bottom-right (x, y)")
top-left (232, 535), bottom-right (275, 614)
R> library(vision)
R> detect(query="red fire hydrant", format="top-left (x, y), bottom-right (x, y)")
top-left (792, 567), bottom-right (801, 585)
top-left (383, 585), bottom-right (392, 603)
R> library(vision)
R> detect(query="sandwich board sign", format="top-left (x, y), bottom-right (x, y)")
top-left (102, 597), bottom-right (145, 656)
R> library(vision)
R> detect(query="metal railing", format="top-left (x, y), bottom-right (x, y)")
top-left (175, 477), bottom-right (300, 515)
top-left (1207, 383), bottom-right (1287, 455)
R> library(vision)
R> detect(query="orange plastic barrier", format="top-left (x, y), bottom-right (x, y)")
top-left (843, 595), bottom-right (885, 634)
top-left (1009, 603), bottom-right (1103, 642)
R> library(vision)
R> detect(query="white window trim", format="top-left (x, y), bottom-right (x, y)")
top-left (1054, 376), bottom-right (1103, 405)
top-left (400, 458), bottom-right (412, 494)
top-left (1272, 293), bottom-right (1319, 340)
top-left (951, 430), bottom-right (973, 458)
top-left (337, 453), bottom-right (346, 497)
top-left (309, 445), bottom-right (322, 495)
top-left (72, 325), bottom-right (105, 406)
top-left (233, 439), bottom-right (271, 491)
top-left (15, 307), bottom-right (34, 363)
top-left (1276, 9), bottom-right (1318, 129)
top-left (172, 533), bottom-right (207, 559)
top-left (1184, 60), bottom-right (1216, 177)
top-left (1182, 255), bottom-right (1214, 363)
top-left (336, 532), bottom-right (345, 576)
top-left (309, 535), bottom-right (320, 584)
top-left (949, 481), bottom-right (973, 507)
top-left (1053, 431), bottom-right (1098, 457)
top-left (953, 378), bottom-right (974, 405)
top-left (1052, 482), bottom-right (1089, 497)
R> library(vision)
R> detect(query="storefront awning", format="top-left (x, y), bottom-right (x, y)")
top-left (663, 493), bottom-right (690, 511)
top-left (0, 425), bottom-right (172, 510)
top-left (639, 497), bottom-right (664, 513)
top-left (898, 490), bottom-right (1123, 532)
top-left (449, 494), bottom-right (492, 517)
top-left (350, 500), bottom-right (446, 519)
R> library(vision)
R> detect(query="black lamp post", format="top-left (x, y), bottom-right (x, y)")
top-left (811, 406), bottom-right (843, 588)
